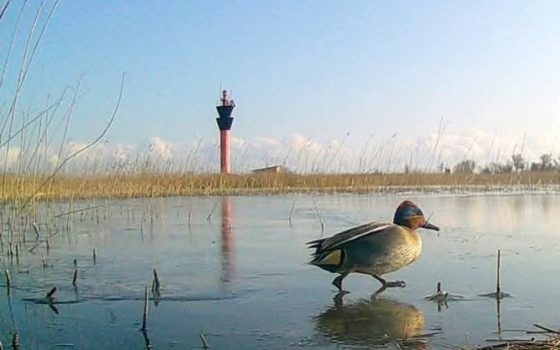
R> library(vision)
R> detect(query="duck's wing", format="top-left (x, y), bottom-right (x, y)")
top-left (308, 222), bottom-right (392, 254)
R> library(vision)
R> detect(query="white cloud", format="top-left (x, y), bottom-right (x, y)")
top-left (148, 136), bottom-right (173, 160)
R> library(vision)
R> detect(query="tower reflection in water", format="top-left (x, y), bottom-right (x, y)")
top-left (220, 196), bottom-right (234, 286)
top-left (315, 296), bottom-right (426, 349)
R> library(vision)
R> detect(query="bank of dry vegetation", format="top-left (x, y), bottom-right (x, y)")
top-left (2, 170), bottom-right (560, 201)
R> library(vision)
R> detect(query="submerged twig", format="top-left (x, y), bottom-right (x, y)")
top-left (53, 204), bottom-right (104, 218)
top-left (533, 324), bottom-right (560, 335)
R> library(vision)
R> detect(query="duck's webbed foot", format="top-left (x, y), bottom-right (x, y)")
top-left (332, 273), bottom-right (349, 293)
top-left (373, 275), bottom-right (406, 288)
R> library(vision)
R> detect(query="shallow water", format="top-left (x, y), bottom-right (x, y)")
top-left (1, 193), bottom-right (560, 349)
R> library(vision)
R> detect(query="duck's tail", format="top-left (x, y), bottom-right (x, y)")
top-left (306, 238), bottom-right (325, 253)
top-left (306, 238), bottom-right (344, 272)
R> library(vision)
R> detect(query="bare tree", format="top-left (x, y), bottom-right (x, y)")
top-left (453, 160), bottom-right (476, 174)
top-left (511, 154), bottom-right (525, 172)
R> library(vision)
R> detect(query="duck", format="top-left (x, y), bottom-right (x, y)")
top-left (307, 200), bottom-right (439, 293)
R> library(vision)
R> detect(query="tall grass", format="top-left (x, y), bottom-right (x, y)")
top-left (2, 170), bottom-right (560, 201)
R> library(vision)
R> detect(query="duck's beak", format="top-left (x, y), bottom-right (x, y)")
top-left (421, 222), bottom-right (440, 231)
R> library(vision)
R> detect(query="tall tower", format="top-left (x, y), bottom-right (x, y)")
top-left (216, 90), bottom-right (235, 174)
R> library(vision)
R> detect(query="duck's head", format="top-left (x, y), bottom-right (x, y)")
top-left (393, 200), bottom-right (439, 231)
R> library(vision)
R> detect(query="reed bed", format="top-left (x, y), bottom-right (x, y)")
top-left (2, 171), bottom-right (560, 201)
top-left (475, 338), bottom-right (560, 350)
top-left (472, 323), bottom-right (560, 349)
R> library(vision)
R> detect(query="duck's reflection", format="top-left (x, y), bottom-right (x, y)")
top-left (315, 295), bottom-right (426, 348)
top-left (220, 196), bottom-right (234, 285)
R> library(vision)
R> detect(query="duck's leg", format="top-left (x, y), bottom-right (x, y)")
top-left (332, 272), bottom-right (349, 292)
top-left (373, 274), bottom-right (406, 288)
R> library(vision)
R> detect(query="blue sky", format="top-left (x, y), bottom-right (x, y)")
top-left (2, 1), bottom-right (560, 171)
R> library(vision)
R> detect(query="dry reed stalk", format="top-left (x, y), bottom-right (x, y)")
top-left (312, 196), bottom-right (324, 233)
top-left (72, 266), bottom-right (78, 287)
top-left (5, 269), bottom-right (11, 292)
top-left (93, 248), bottom-right (96, 265)
top-left (425, 281), bottom-right (448, 304)
top-left (46, 286), bottom-right (57, 298)
top-left (206, 202), bottom-right (217, 221)
top-left (141, 286), bottom-right (149, 331)
top-left (11, 332), bottom-right (18, 350)
top-left (152, 269), bottom-right (160, 293)
top-left (496, 249), bottom-right (501, 296)
top-left (288, 199), bottom-right (295, 225)
top-left (32, 222), bottom-right (40, 239)
top-left (533, 324), bottom-right (560, 335)
top-left (199, 333), bottom-right (209, 349)
top-left (15, 73), bottom-right (125, 213)
top-left (480, 250), bottom-right (510, 299)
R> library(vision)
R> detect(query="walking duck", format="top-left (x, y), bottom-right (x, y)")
top-left (308, 200), bottom-right (439, 292)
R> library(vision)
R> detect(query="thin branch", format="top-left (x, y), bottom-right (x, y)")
top-left (0, 1), bottom-right (10, 23)
top-left (18, 73), bottom-right (126, 213)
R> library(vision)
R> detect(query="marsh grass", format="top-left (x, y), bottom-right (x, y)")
top-left (2, 170), bottom-right (560, 200)
top-left (474, 323), bottom-right (560, 349)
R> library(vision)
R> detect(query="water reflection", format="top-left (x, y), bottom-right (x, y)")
top-left (315, 295), bottom-right (426, 348)
top-left (220, 196), bottom-right (234, 285)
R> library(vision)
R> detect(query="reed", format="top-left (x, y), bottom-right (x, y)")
top-left (72, 260), bottom-right (78, 287)
top-left (152, 268), bottom-right (160, 294)
top-left (141, 286), bottom-right (149, 331)
top-left (5, 269), bottom-right (11, 293)
top-left (199, 333), bottom-right (209, 349)
top-left (1, 171), bottom-right (560, 200)
top-left (11, 332), bottom-right (19, 350)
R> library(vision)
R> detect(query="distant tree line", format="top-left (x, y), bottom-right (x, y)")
top-left (449, 154), bottom-right (560, 174)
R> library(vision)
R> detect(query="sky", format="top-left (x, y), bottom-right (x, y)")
top-left (2, 1), bottom-right (560, 172)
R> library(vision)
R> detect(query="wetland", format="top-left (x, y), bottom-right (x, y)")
top-left (1, 192), bottom-right (560, 349)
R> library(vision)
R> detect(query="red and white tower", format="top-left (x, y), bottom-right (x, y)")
top-left (215, 90), bottom-right (235, 174)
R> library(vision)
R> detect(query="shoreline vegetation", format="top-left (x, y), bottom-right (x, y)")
top-left (3, 170), bottom-right (560, 201)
